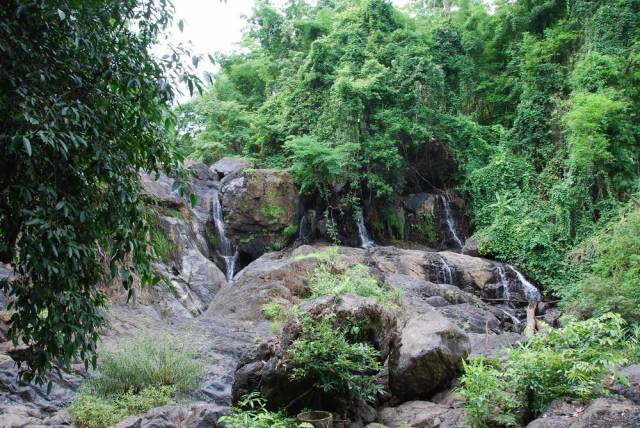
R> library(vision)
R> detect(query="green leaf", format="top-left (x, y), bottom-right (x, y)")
top-left (22, 137), bottom-right (32, 156)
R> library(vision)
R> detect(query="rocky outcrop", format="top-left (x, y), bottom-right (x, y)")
top-left (114, 403), bottom-right (225, 428)
top-left (220, 169), bottom-right (300, 259)
top-left (389, 311), bottom-right (470, 401)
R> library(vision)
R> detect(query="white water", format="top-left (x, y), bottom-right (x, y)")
top-left (298, 213), bottom-right (311, 241)
top-left (356, 217), bottom-right (375, 249)
top-left (211, 190), bottom-right (238, 281)
top-left (440, 195), bottom-right (465, 249)
top-left (500, 308), bottom-right (521, 325)
top-left (496, 265), bottom-right (511, 301)
top-left (509, 265), bottom-right (541, 302)
top-left (435, 256), bottom-right (455, 285)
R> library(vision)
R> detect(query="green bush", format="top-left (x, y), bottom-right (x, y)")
top-left (262, 301), bottom-right (287, 321)
top-left (289, 314), bottom-right (383, 404)
top-left (218, 392), bottom-right (296, 428)
top-left (306, 264), bottom-right (402, 306)
top-left (91, 333), bottom-right (202, 396)
top-left (69, 385), bottom-right (175, 428)
top-left (459, 313), bottom-right (639, 427)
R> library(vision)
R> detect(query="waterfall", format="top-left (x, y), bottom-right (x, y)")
top-left (496, 265), bottom-right (511, 301)
top-left (440, 195), bottom-right (465, 249)
top-left (211, 190), bottom-right (238, 281)
top-left (509, 265), bottom-right (541, 302)
top-left (356, 214), bottom-right (375, 249)
top-left (298, 212), bottom-right (312, 242)
top-left (434, 256), bottom-right (455, 285)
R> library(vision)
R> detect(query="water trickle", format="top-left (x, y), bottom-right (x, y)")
top-left (500, 308), bottom-right (521, 325)
top-left (496, 265), bottom-right (511, 301)
top-left (440, 195), bottom-right (465, 249)
top-left (434, 256), bottom-right (455, 285)
top-left (298, 212), bottom-right (311, 242)
top-left (356, 214), bottom-right (375, 249)
top-left (509, 265), bottom-right (541, 302)
top-left (211, 190), bottom-right (238, 281)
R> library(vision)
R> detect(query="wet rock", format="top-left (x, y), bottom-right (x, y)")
top-left (221, 169), bottom-right (300, 259)
top-left (209, 157), bottom-right (253, 181)
top-left (378, 400), bottom-right (469, 428)
top-left (461, 238), bottom-right (478, 256)
top-left (612, 365), bottom-right (640, 405)
top-left (437, 303), bottom-right (501, 334)
top-left (389, 310), bottom-right (470, 401)
top-left (401, 193), bottom-right (439, 246)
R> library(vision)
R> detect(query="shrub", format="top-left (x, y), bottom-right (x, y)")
top-left (282, 224), bottom-right (298, 240)
top-left (288, 314), bottom-right (383, 404)
top-left (459, 313), bottom-right (639, 427)
top-left (218, 392), bottom-right (296, 428)
top-left (262, 301), bottom-right (287, 322)
top-left (91, 332), bottom-right (202, 396)
top-left (69, 385), bottom-right (175, 428)
top-left (307, 264), bottom-right (402, 306)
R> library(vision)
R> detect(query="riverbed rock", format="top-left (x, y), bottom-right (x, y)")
top-left (113, 402), bottom-right (225, 428)
top-left (378, 400), bottom-right (469, 428)
top-left (184, 160), bottom-right (212, 181)
top-left (220, 169), bottom-right (300, 259)
top-left (389, 311), bottom-right (470, 401)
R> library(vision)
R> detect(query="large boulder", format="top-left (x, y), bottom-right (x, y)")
top-left (221, 169), bottom-right (300, 259)
top-left (378, 400), bottom-right (469, 428)
top-left (114, 403), bottom-right (225, 428)
top-left (389, 311), bottom-right (470, 401)
top-left (209, 157), bottom-right (253, 181)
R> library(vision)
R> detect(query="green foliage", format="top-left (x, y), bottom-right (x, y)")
top-left (289, 314), bottom-right (384, 404)
top-left (410, 212), bottom-right (438, 243)
top-left (306, 263), bottom-right (402, 305)
top-left (91, 333), bottom-right (202, 396)
top-left (218, 392), bottom-right (296, 428)
top-left (0, 0), bottom-right (201, 382)
top-left (560, 201), bottom-right (640, 321)
top-left (69, 385), bottom-right (175, 428)
top-left (262, 301), bottom-right (287, 322)
top-left (459, 313), bottom-right (639, 427)
top-left (282, 224), bottom-right (298, 240)
top-left (150, 225), bottom-right (174, 264)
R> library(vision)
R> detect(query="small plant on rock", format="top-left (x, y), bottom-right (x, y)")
top-left (288, 314), bottom-right (384, 404)
top-left (219, 392), bottom-right (296, 428)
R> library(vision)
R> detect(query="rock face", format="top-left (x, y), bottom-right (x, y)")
top-left (221, 169), bottom-right (300, 259)
top-left (389, 311), bottom-right (470, 401)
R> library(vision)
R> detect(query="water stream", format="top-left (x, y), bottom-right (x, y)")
top-left (509, 265), bottom-right (541, 302)
top-left (434, 256), bottom-right (455, 285)
top-left (211, 190), bottom-right (238, 281)
top-left (356, 216), bottom-right (375, 249)
top-left (440, 195), bottom-right (465, 249)
top-left (496, 265), bottom-right (511, 301)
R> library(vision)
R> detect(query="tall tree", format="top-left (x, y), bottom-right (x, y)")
top-left (0, 0), bottom-right (198, 384)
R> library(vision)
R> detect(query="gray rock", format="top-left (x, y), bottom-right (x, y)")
top-left (184, 160), bottom-right (212, 181)
top-left (389, 311), bottom-right (470, 401)
top-left (468, 332), bottom-right (525, 359)
top-left (527, 396), bottom-right (640, 428)
top-left (113, 403), bottom-right (225, 428)
top-left (139, 171), bottom-right (184, 208)
top-left (209, 157), bottom-right (253, 181)
top-left (378, 400), bottom-right (469, 428)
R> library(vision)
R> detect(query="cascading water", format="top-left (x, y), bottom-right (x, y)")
top-left (496, 265), bottom-right (511, 301)
top-left (500, 308), bottom-right (521, 325)
top-left (211, 190), bottom-right (238, 281)
top-left (356, 213), bottom-right (375, 249)
top-left (440, 195), bottom-right (465, 249)
top-left (298, 213), bottom-right (311, 242)
top-left (434, 256), bottom-right (455, 285)
top-left (509, 265), bottom-right (541, 302)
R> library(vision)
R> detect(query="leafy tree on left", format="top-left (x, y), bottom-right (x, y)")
top-left (0, 0), bottom-right (200, 386)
